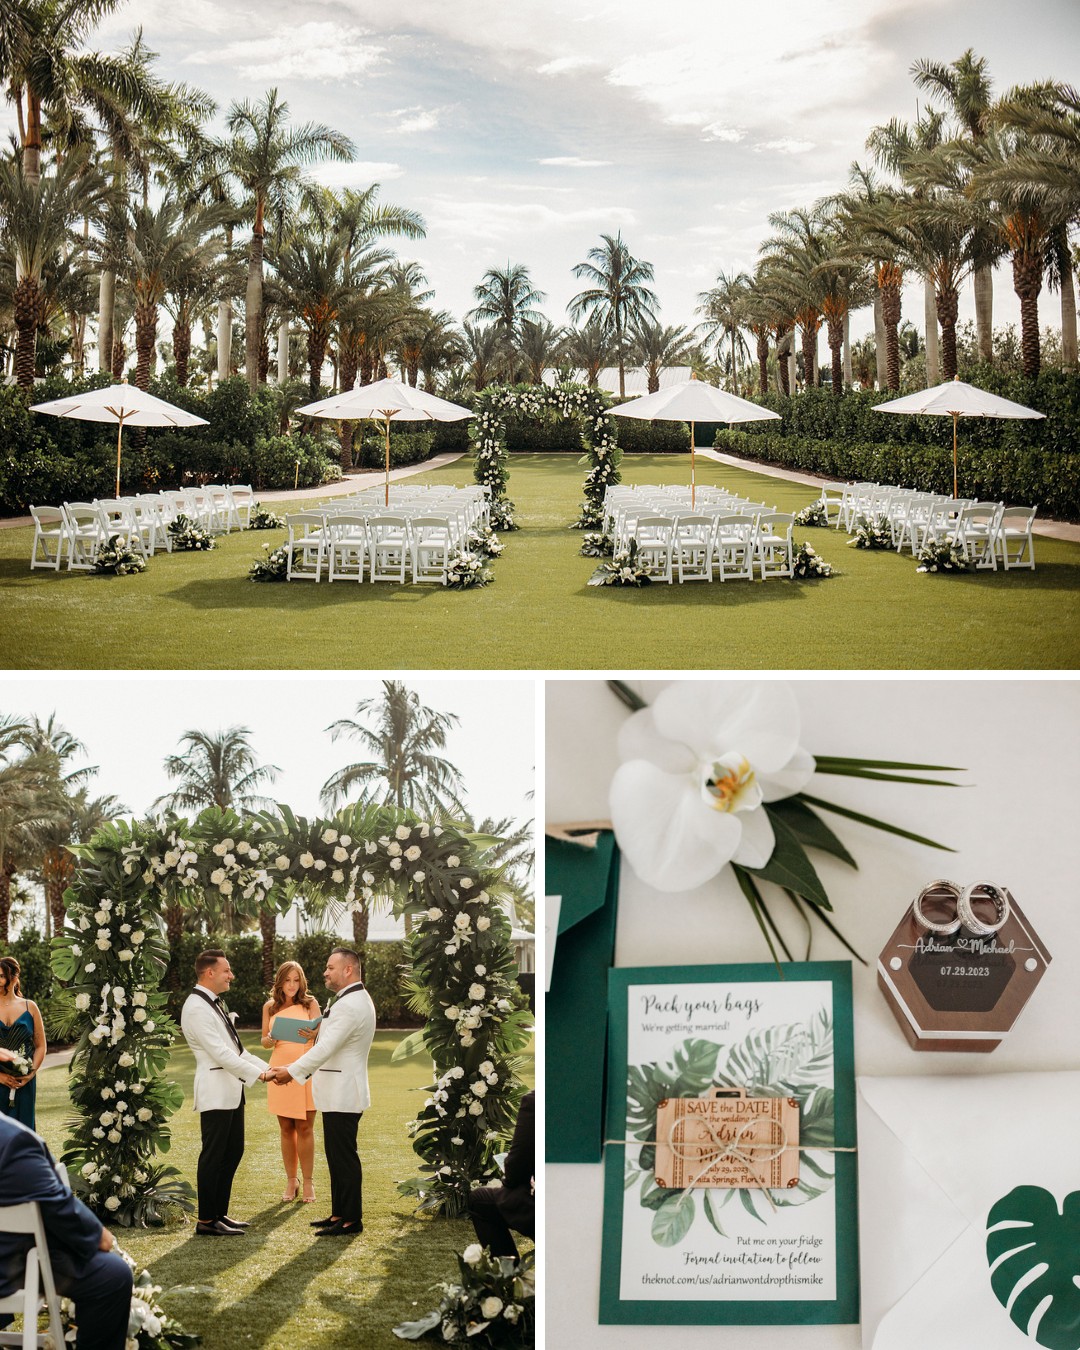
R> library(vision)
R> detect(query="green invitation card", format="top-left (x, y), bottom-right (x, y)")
top-left (599, 961), bottom-right (859, 1326)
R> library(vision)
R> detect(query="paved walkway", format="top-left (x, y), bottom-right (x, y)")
top-left (700, 446), bottom-right (1080, 543)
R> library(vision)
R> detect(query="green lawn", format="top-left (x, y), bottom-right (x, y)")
top-left (33, 1032), bottom-right (534, 1350)
top-left (2, 453), bottom-right (1078, 669)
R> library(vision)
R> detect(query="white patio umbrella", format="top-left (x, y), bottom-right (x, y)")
top-left (298, 377), bottom-right (474, 505)
top-left (30, 380), bottom-right (208, 499)
top-left (608, 379), bottom-right (780, 508)
top-left (873, 377), bottom-right (1045, 498)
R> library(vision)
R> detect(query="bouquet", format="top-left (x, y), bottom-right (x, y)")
top-left (488, 500), bottom-right (518, 532)
top-left (467, 526), bottom-right (505, 559)
top-left (848, 514), bottom-right (893, 550)
top-left (5, 1048), bottom-right (32, 1105)
top-left (579, 532), bottom-right (613, 558)
top-left (167, 515), bottom-right (215, 552)
top-left (93, 536), bottom-right (146, 576)
top-left (446, 551), bottom-right (494, 589)
top-left (247, 504), bottom-right (285, 530)
top-left (248, 543), bottom-right (291, 582)
top-left (393, 1247), bottom-right (534, 1348)
top-left (588, 539), bottom-right (651, 587)
top-left (916, 541), bottom-right (973, 574)
top-left (791, 541), bottom-right (833, 578)
top-left (794, 499), bottom-right (828, 527)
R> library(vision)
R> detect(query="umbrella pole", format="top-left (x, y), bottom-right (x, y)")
top-left (952, 412), bottom-right (958, 498)
top-left (691, 420), bottom-right (696, 509)
top-left (115, 415), bottom-right (125, 498)
top-left (384, 417), bottom-right (391, 507)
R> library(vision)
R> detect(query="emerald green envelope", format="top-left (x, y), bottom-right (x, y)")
top-left (545, 831), bottom-right (620, 1164)
top-left (599, 961), bottom-right (859, 1326)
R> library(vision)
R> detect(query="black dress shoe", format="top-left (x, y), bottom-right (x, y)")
top-left (218, 1216), bottom-right (249, 1229)
top-left (309, 1215), bottom-right (336, 1227)
top-left (315, 1219), bottom-right (363, 1237)
top-left (196, 1220), bottom-right (244, 1236)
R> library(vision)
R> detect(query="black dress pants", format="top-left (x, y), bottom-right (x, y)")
top-left (467, 1185), bottom-right (521, 1258)
top-left (322, 1111), bottom-right (363, 1222)
top-left (197, 1099), bottom-right (245, 1220)
top-left (51, 1246), bottom-right (134, 1350)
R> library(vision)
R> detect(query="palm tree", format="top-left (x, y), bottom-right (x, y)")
top-left (760, 210), bottom-right (828, 390)
top-left (467, 263), bottom-right (545, 349)
top-left (0, 715), bottom-right (60, 944)
top-left (516, 316), bottom-right (563, 384)
top-left (697, 271), bottom-right (751, 392)
top-left (629, 318), bottom-right (694, 393)
top-left (225, 89), bottom-right (354, 391)
top-left (569, 233), bottom-right (657, 398)
top-left (459, 321), bottom-right (503, 391)
top-left (912, 50), bottom-right (999, 362)
top-left (163, 223), bottom-right (230, 386)
top-left (0, 151), bottom-right (108, 389)
top-left (561, 314), bottom-right (614, 387)
top-left (321, 682), bottom-right (466, 951)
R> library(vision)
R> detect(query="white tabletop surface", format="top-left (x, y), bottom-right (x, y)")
top-left (543, 677), bottom-right (1080, 1350)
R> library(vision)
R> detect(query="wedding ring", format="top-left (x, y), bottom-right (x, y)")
top-left (912, 880), bottom-right (962, 935)
top-left (958, 882), bottom-right (1010, 936)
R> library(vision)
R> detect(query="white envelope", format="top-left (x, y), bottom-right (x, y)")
top-left (858, 1071), bottom-right (1080, 1350)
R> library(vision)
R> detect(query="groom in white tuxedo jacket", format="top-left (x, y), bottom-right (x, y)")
top-left (270, 946), bottom-right (375, 1238)
top-left (180, 949), bottom-right (269, 1236)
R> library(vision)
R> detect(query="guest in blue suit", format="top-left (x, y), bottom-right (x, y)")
top-left (0, 1058), bottom-right (133, 1350)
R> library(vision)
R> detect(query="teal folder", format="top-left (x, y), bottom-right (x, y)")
top-left (545, 830), bottom-right (620, 1164)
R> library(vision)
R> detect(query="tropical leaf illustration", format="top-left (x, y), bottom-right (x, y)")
top-left (986, 1186), bottom-right (1080, 1350)
top-left (626, 1010), bottom-right (836, 1245)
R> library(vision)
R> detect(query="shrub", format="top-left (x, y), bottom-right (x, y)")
top-left (358, 428), bottom-right (435, 469)
top-left (613, 419), bottom-right (692, 453)
top-left (504, 415), bottom-right (583, 452)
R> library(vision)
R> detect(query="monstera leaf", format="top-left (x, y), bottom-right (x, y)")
top-left (986, 1186), bottom-right (1080, 1350)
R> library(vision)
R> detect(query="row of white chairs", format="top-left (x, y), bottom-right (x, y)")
top-left (818, 481), bottom-right (1037, 569)
top-left (29, 486), bottom-right (255, 571)
top-left (284, 510), bottom-right (474, 585)
top-left (337, 485), bottom-right (490, 530)
top-left (621, 511), bottom-right (796, 584)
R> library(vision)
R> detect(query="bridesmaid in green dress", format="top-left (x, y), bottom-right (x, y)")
top-left (0, 956), bottom-right (46, 1131)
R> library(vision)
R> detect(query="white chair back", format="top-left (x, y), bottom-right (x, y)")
top-left (0, 1201), bottom-right (64, 1349)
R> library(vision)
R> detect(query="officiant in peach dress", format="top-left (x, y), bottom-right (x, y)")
top-left (261, 962), bottom-right (321, 1203)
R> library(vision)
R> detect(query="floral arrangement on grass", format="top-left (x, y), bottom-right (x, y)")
top-left (587, 539), bottom-right (652, 587)
top-left (393, 1248), bottom-right (534, 1347)
top-left (467, 526), bottom-right (505, 559)
top-left (166, 515), bottom-right (215, 552)
top-left (61, 1246), bottom-right (200, 1349)
top-left (487, 499), bottom-right (517, 532)
top-left (791, 541), bottom-right (833, 578)
top-left (794, 499), bottom-right (829, 527)
top-left (93, 535), bottom-right (146, 575)
top-left (248, 542), bottom-right (291, 581)
top-left (4, 1048), bottom-right (32, 1106)
top-left (848, 514), bottom-right (893, 549)
top-left (247, 503), bottom-right (285, 530)
top-left (575, 501), bottom-right (605, 531)
top-left (579, 532), bottom-right (613, 557)
top-left (916, 541), bottom-right (973, 574)
top-left (446, 551), bottom-right (494, 589)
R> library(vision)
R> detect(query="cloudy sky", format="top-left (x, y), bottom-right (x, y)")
top-left (18, 0), bottom-right (1080, 341)
top-left (2, 675), bottom-right (534, 825)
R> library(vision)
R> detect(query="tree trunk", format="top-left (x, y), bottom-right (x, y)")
top-left (173, 320), bottom-right (191, 387)
top-left (70, 312), bottom-right (87, 377)
top-left (880, 270), bottom-right (902, 392)
top-left (873, 289), bottom-right (887, 389)
top-left (351, 902), bottom-right (369, 959)
top-left (98, 271), bottom-right (115, 373)
top-left (217, 301), bottom-right (232, 384)
top-left (924, 276), bottom-right (939, 386)
top-left (165, 903), bottom-right (185, 991)
top-left (258, 331), bottom-right (270, 385)
top-left (259, 908), bottom-right (277, 991)
top-left (827, 317), bottom-right (843, 397)
top-left (843, 311), bottom-right (852, 389)
top-left (801, 324), bottom-right (818, 390)
top-left (278, 317), bottom-right (290, 383)
top-left (24, 92), bottom-right (42, 186)
top-left (776, 329), bottom-right (790, 396)
top-left (13, 275), bottom-right (39, 391)
top-left (936, 285), bottom-right (960, 382)
top-left (973, 264), bottom-right (994, 363)
top-left (245, 228), bottom-right (264, 392)
top-left (1012, 252), bottom-right (1043, 381)
top-left (756, 332), bottom-right (769, 395)
top-left (1059, 258), bottom-right (1078, 369)
top-left (0, 864), bottom-right (12, 944)
top-left (647, 366), bottom-right (659, 394)
top-left (111, 338), bottom-right (126, 381)
top-left (787, 348), bottom-right (796, 396)
top-left (134, 302), bottom-right (156, 391)
top-left (360, 351), bottom-right (376, 385)
top-left (43, 849), bottom-right (73, 936)
top-left (308, 332), bottom-right (328, 399)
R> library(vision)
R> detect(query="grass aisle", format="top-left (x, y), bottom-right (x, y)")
top-left (2, 453), bottom-right (1078, 668)
top-left (34, 1032), bottom-right (533, 1350)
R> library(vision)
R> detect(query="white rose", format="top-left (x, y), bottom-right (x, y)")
top-left (85, 963), bottom-right (95, 973)
top-left (470, 1081), bottom-right (488, 1097)
top-left (426, 907), bottom-right (442, 920)
top-left (405, 846), bottom-right (421, 862)
top-left (276, 855), bottom-right (291, 870)
top-left (119, 923), bottom-right (131, 934)
top-left (433, 826), bottom-right (443, 836)
top-left (475, 965), bottom-right (486, 977)
top-left (131, 931), bottom-right (144, 945)
top-left (412, 871), bottom-right (426, 883)
top-left (210, 868), bottom-right (226, 886)
top-left (333, 846), bottom-right (348, 862)
top-left (75, 994), bottom-right (91, 1012)
top-left (314, 859), bottom-right (326, 871)
top-left (479, 1060), bottom-right (494, 1075)
top-left (133, 1008), bottom-right (146, 1022)
top-left (94, 910), bottom-right (108, 924)
top-left (476, 916), bottom-right (491, 931)
top-left (504, 1304), bottom-right (521, 1324)
top-left (137, 1108), bottom-right (152, 1122)
top-left (119, 950), bottom-right (134, 962)
top-left (459, 878), bottom-right (474, 890)
top-left (395, 824), bottom-right (411, 840)
top-left (81, 1162), bottom-right (96, 1178)
top-left (95, 937), bottom-right (111, 951)
top-left (236, 840), bottom-right (250, 855)
top-left (107, 1129), bottom-right (122, 1143)
top-left (131, 1083), bottom-right (144, 1094)
top-left (365, 841), bottom-right (378, 854)
top-left (444, 944), bottom-right (459, 956)
top-left (468, 983), bottom-right (485, 1000)
top-left (223, 853), bottom-right (235, 867)
top-left (322, 828), bottom-right (339, 844)
top-left (299, 852), bottom-right (314, 868)
top-left (99, 1111), bottom-right (116, 1126)
top-left (387, 842), bottom-right (402, 857)
top-left (212, 841), bottom-right (227, 856)
top-left (132, 992), bottom-right (147, 1007)
top-left (118, 1053), bottom-right (135, 1068)
top-left (447, 855), bottom-right (460, 868)
top-left (468, 1100), bottom-right (483, 1114)
top-left (462, 1244), bottom-right (484, 1266)
top-left (164, 850), bottom-right (180, 868)
top-left (444, 1006), bottom-right (461, 1020)
top-left (477, 891), bottom-right (490, 904)
top-left (389, 858), bottom-right (401, 870)
top-left (104, 1196), bottom-right (120, 1211)
top-left (454, 914), bottom-right (470, 931)
top-left (480, 1297), bottom-right (503, 1319)
top-left (219, 880), bottom-right (233, 896)
top-left (487, 1073), bottom-right (499, 1085)
top-left (145, 1022), bottom-right (155, 1032)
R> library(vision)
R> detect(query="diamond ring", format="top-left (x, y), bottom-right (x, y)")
top-left (912, 880), bottom-right (963, 935)
top-left (958, 882), bottom-right (1010, 936)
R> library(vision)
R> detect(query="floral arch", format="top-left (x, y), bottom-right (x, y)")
top-left (50, 803), bottom-right (531, 1225)
top-left (471, 382), bottom-right (622, 530)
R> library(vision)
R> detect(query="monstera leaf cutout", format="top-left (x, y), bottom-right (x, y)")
top-left (986, 1186), bottom-right (1080, 1350)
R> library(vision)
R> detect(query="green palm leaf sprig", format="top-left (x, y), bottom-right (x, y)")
top-left (609, 681), bottom-right (964, 968)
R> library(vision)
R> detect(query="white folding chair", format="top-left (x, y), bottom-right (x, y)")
top-left (206, 486), bottom-right (238, 533)
top-left (326, 513), bottom-right (368, 583)
top-left (633, 515), bottom-right (675, 583)
top-left (367, 515), bottom-right (410, 584)
top-left (672, 514), bottom-right (714, 583)
top-left (62, 503), bottom-right (105, 571)
top-left (712, 515), bottom-right (756, 582)
top-left (285, 512), bottom-right (326, 582)
top-left (819, 482), bottom-right (848, 527)
top-left (0, 1202), bottom-right (64, 1349)
top-left (953, 503), bottom-right (1002, 570)
top-left (97, 499), bottom-right (150, 560)
top-left (411, 516), bottom-right (453, 584)
top-left (28, 507), bottom-right (67, 571)
top-left (996, 505), bottom-right (1037, 570)
top-left (756, 512), bottom-right (795, 580)
top-left (228, 484), bottom-right (255, 529)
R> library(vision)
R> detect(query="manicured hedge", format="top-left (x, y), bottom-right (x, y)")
top-left (613, 419), bottom-right (692, 454)
top-left (357, 427), bottom-right (435, 469)
top-left (716, 429), bottom-right (1080, 521)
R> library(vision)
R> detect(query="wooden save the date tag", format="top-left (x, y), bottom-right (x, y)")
top-left (654, 1088), bottom-right (800, 1190)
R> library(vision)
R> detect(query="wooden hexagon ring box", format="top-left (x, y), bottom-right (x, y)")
top-left (877, 884), bottom-right (1051, 1053)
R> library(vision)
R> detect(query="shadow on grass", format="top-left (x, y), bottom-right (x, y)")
top-left (577, 577), bottom-right (815, 607)
top-left (148, 1199), bottom-right (300, 1288)
top-left (164, 578), bottom-right (466, 611)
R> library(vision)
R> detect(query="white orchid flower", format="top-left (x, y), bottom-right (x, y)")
top-left (609, 682), bottom-right (815, 892)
